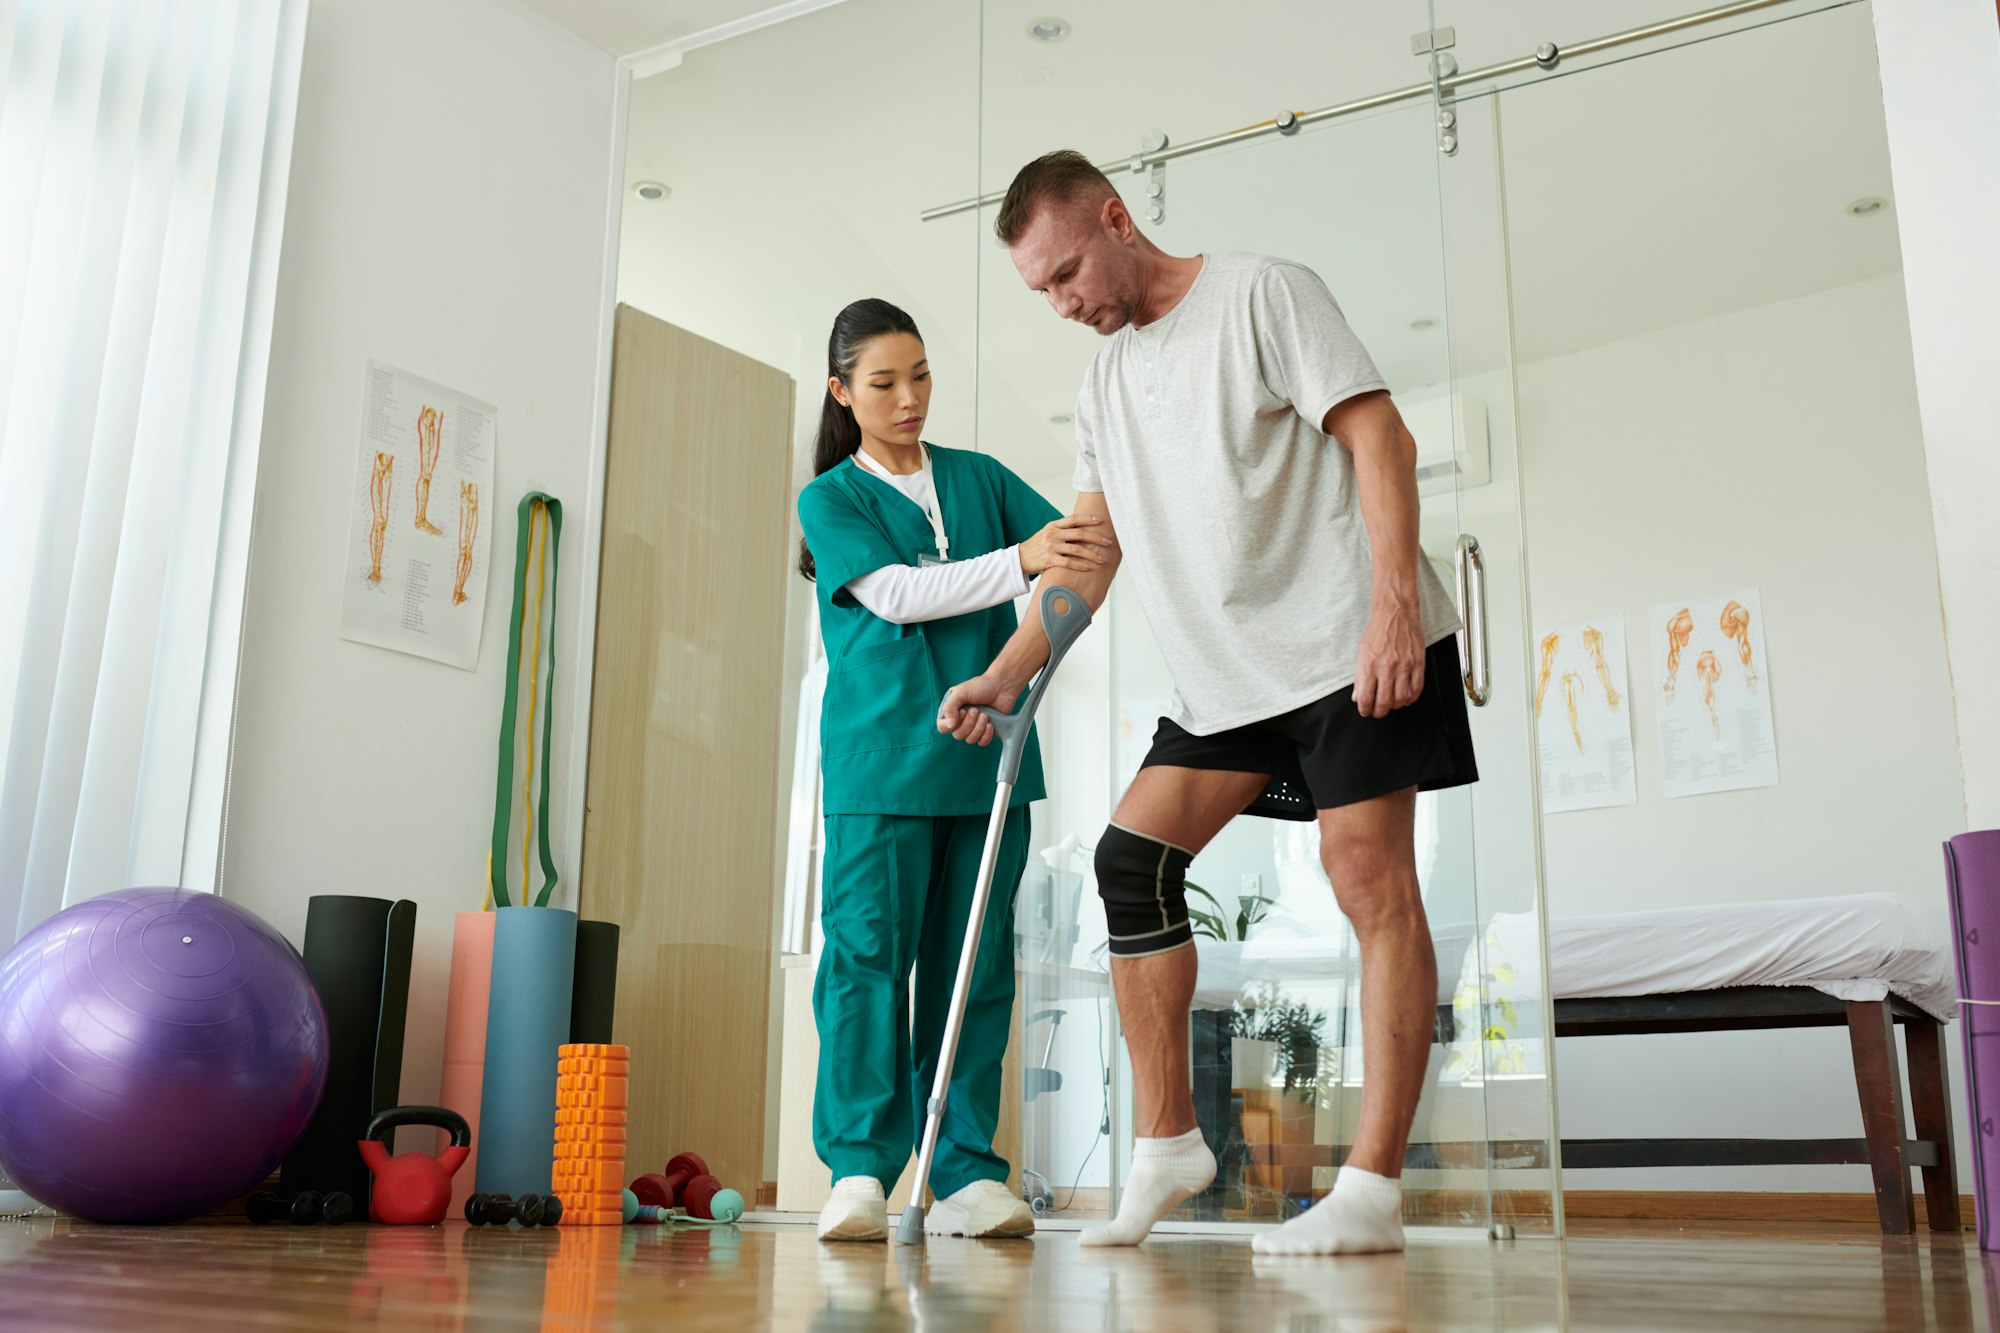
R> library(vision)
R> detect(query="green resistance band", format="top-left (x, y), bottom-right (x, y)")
top-left (488, 493), bottom-right (563, 909)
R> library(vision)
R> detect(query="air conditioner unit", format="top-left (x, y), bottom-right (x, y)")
top-left (1397, 392), bottom-right (1490, 496)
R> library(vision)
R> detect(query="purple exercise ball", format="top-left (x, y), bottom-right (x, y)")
top-left (0, 888), bottom-right (328, 1224)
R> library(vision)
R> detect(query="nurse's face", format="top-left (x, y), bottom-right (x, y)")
top-left (831, 332), bottom-right (931, 450)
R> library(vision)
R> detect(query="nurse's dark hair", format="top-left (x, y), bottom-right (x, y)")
top-left (798, 298), bottom-right (924, 581)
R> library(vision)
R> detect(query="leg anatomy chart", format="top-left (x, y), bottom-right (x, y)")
top-left (1533, 615), bottom-right (1637, 813)
top-left (340, 361), bottom-right (496, 669)
top-left (1651, 588), bottom-right (1778, 799)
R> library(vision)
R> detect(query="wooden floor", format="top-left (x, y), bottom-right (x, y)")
top-left (0, 1216), bottom-right (1992, 1331)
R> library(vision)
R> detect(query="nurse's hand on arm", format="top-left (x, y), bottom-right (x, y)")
top-left (1329, 390), bottom-right (1427, 719)
top-left (1018, 513), bottom-right (1113, 578)
top-left (937, 491), bottom-right (1121, 747)
top-left (844, 515), bottom-right (1111, 626)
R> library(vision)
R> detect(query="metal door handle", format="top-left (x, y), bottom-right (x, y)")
top-left (1454, 534), bottom-right (1490, 708)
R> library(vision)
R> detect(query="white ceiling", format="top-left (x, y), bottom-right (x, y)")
top-left (612, 0), bottom-right (1898, 485)
top-left (518, 0), bottom-right (847, 58)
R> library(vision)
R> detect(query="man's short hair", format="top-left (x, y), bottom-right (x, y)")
top-left (995, 150), bottom-right (1118, 247)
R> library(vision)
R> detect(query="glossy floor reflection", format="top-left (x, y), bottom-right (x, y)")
top-left (0, 1216), bottom-right (1992, 1331)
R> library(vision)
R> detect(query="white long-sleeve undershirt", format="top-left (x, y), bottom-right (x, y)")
top-left (846, 546), bottom-right (1029, 624)
top-left (842, 463), bottom-right (1030, 624)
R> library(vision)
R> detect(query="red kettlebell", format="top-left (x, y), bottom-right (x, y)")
top-left (359, 1106), bottom-right (472, 1225)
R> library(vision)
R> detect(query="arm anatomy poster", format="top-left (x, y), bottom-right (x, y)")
top-left (339, 361), bottom-right (495, 670)
top-left (1533, 616), bottom-right (1637, 813)
top-left (1650, 588), bottom-right (1778, 799)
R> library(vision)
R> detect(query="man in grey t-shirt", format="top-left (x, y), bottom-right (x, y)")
top-left (938, 151), bottom-right (1477, 1256)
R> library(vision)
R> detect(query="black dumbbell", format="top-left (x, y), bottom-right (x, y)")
top-left (248, 1190), bottom-right (355, 1225)
top-left (466, 1191), bottom-right (563, 1227)
top-left (465, 1192), bottom-right (513, 1226)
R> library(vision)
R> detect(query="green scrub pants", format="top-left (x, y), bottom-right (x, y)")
top-left (813, 807), bottom-right (1030, 1199)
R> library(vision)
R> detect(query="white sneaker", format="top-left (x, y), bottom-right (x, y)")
top-left (924, 1179), bottom-right (1035, 1238)
top-left (818, 1176), bottom-right (888, 1242)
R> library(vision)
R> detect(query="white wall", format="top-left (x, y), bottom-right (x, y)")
top-left (1520, 275), bottom-right (1970, 1191)
top-left (1872, 0), bottom-right (2000, 833)
top-left (223, 0), bottom-right (617, 1117)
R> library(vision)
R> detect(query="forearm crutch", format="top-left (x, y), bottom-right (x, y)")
top-left (895, 583), bottom-right (1093, 1245)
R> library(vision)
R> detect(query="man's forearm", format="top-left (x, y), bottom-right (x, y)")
top-left (1346, 406), bottom-right (1423, 613)
top-left (985, 550), bottom-right (1120, 695)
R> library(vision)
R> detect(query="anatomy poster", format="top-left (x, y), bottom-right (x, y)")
top-left (339, 361), bottom-right (495, 670)
top-left (1650, 589), bottom-right (1778, 799)
top-left (1533, 616), bottom-right (1637, 813)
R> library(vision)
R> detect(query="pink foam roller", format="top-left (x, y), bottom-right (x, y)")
top-left (439, 910), bottom-right (497, 1218)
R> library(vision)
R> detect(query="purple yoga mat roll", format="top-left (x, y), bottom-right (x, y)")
top-left (1945, 830), bottom-right (2000, 1251)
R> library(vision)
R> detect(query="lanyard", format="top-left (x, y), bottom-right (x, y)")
top-left (853, 446), bottom-right (950, 562)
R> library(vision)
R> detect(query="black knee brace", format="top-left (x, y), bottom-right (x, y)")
top-left (1095, 824), bottom-right (1195, 958)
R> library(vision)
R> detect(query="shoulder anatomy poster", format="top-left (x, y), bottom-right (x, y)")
top-left (1650, 589), bottom-right (1778, 798)
top-left (1533, 616), bottom-right (1637, 813)
top-left (340, 361), bottom-right (495, 670)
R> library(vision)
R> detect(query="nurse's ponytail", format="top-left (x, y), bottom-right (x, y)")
top-left (799, 298), bottom-right (923, 581)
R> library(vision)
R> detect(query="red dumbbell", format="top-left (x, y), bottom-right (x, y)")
top-left (629, 1152), bottom-right (709, 1211)
top-left (681, 1174), bottom-right (726, 1220)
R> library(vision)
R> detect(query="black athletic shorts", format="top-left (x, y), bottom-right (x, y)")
top-left (1139, 636), bottom-right (1479, 820)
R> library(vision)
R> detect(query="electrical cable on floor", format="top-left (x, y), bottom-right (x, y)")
top-left (1056, 961), bottom-right (1111, 1213)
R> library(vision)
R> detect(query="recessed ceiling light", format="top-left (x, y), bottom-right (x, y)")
top-left (1409, 316), bottom-right (1438, 331)
top-left (1049, 413), bottom-right (1074, 426)
top-left (1846, 196), bottom-right (1888, 217)
top-left (1027, 17), bottom-right (1070, 42)
top-left (632, 181), bottom-right (669, 202)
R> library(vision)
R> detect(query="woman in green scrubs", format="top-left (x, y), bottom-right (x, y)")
top-left (796, 299), bottom-right (1110, 1242)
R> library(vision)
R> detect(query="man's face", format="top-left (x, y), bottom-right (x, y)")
top-left (1008, 196), bottom-right (1142, 336)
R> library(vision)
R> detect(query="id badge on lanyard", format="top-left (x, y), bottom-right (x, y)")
top-left (856, 448), bottom-right (950, 565)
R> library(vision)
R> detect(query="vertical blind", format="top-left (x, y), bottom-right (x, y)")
top-left (0, 0), bottom-right (307, 941)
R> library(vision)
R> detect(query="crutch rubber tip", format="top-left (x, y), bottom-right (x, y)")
top-left (894, 1205), bottom-right (926, 1246)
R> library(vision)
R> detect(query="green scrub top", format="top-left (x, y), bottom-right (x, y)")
top-left (798, 444), bottom-right (1063, 818)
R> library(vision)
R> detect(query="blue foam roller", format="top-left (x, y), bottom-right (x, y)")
top-left (474, 906), bottom-right (577, 1196)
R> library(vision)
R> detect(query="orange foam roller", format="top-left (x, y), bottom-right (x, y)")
top-left (556, 1136), bottom-right (624, 1160)
top-left (557, 1067), bottom-right (628, 1085)
top-left (552, 1096), bottom-right (628, 1120)
top-left (555, 1123), bottom-right (627, 1144)
top-left (553, 1159), bottom-right (625, 1192)
top-left (552, 1186), bottom-right (625, 1207)
top-left (555, 1141), bottom-right (626, 1161)
top-left (558, 1209), bottom-right (624, 1228)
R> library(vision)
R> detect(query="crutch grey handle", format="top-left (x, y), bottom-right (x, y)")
top-left (975, 584), bottom-right (1092, 787)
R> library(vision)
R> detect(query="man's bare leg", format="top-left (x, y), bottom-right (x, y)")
top-left (1255, 785), bottom-right (1429, 1256)
top-left (1080, 765), bottom-right (1268, 1248)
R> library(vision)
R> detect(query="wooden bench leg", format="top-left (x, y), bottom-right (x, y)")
top-left (1847, 999), bottom-right (1916, 1234)
top-left (1905, 1016), bottom-right (1963, 1231)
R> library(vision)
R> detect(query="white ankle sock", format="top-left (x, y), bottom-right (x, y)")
top-left (1078, 1128), bottom-right (1215, 1248)
top-left (1252, 1166), bottom-right (1405, 1256)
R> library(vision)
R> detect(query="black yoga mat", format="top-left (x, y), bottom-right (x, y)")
top-left (569, 920), bottom-right (620, 1045)
top-left (281, 894), bottom-right (416, 1207)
